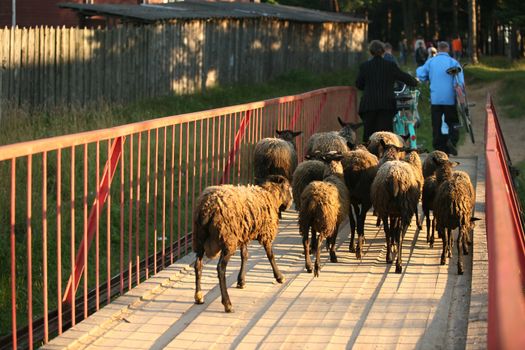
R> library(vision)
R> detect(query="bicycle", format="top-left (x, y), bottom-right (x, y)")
top-left (446, 65), bottom-right (475, 144)
top-left (393, 84), bottom-right (420, 150)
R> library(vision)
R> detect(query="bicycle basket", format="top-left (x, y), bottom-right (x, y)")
top-left (395, 90), bottom-right (413, 110)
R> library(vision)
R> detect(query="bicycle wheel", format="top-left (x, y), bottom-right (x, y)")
top-left (458, 103), bottom-right (475, 144)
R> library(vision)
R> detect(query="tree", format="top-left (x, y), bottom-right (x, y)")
top-left (468, 0), bottom-right (479, 63)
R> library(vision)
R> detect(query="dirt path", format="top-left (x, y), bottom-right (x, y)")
top-left (458, 81), bottom-right (525, 163)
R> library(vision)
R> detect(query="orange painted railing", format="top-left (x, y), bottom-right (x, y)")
top-left (0, 86), bottom-right (358, 349)
top-left (485, 94), bottom-right (525, 350)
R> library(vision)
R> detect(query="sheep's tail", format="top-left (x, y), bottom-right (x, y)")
top-left (193, 211), bottom-right (221, 259)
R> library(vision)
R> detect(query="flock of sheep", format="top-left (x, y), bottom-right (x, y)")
top-left (191, 118), bottom-right (479, 313)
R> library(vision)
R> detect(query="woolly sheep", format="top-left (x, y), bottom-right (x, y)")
top-left (422, 150), bottom-right (449, 178)
top-left (291, 156), bottom-right (327, 211)
top-left (193, 175), bottom-right (292, 313)
top-left (305, 117), bottom-right (362, 157)
top-left (433, 160), bottom-right (479, 275)
top-left (254, 129), bottom-right (302, 185)
top-left (341, 144), bottom-right (379, 258)
top-left (421, 151), bottom-right (449, 246)
top-left (371, 148), bottom-right (423, 273)
top-left (299, 152), bottom-right (350, 277)
top-left (367, 131), bottom-right (407, 158)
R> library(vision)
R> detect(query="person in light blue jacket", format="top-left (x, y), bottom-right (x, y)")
top-left (416, 41), bottom-right (464, 156)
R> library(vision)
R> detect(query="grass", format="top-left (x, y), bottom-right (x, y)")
top-left (465, 57), bottom-right (525, 120)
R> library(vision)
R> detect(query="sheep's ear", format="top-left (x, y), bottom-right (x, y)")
top-left (275, 129), bottom-right (282, 136)
top-left (450, 161), bottom-right (460, 167)
top-left (347, 140), bottom-right (356, 150)
top-left (470, 217), bottom-right (481, 222)
top-left (337, 116), bottom-right (346, 126)
top-left (292, 131), bottom-right (302, 137)
top-left (379, 139), bottom-right (387, 148)
top-left (351, 122), bottom-right (364, 130)
top-left (401, 134), bottom-right (410, 143)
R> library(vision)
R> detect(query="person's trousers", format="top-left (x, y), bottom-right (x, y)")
top-left (431, 104), bottom-right (459, 153)
top-left (360, 109), bottom-right (396, 143)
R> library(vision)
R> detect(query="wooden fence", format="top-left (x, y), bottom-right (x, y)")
top-left (0, 19), bottom-right (366, 110)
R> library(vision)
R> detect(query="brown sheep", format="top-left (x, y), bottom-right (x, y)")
top-left (193, 175), bottom-right (292, 312)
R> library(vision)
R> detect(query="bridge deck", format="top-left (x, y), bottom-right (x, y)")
top-left (44, 156), bottom-right (488, 350)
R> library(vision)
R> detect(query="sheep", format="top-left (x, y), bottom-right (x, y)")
top-left (253, 129), bottom-right (302, 185)
top-left (341, 143), bottom-right (379, 258)
top-left (367, 131), bottom-right (408, 158)
top-left (193, 175), bottom-right (292, 313)
top-left (371, 146), bottom-right (423, 273)
top-left (291, 155), bottom-right (327, 211)
top-left (305, 117), bottom-right (362, 157)
top-left (432, 159), bottom-right (479, 275)
top-left (299, 152), bottom-right (350, 277)
top-left (421, 151), bottom-right (449, 247)
top-left (422, 150), bottom-right (449, 178)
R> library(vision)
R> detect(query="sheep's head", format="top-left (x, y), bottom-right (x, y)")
top-left (435, 159), bottom-right (460, 183)
top-left (337, 117), bottom-right (363, 146)
top-left (276, 129), bottom-right (302, 149)
top-left (264, 175), bottom-right (293, 215)
top-left (379, 140), bottom-right (405, 163)
top-left (321, 151), bottom-right (345, 176)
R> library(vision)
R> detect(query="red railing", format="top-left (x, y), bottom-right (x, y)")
top-left (485, 94), bottom-right (525, 350)
top-left (0, 86), bottom-right (358, 349)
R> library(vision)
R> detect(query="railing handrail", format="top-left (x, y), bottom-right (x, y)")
top-left (0, 86), bottom-right (356, 161)
top-left (484, 93), bottom-right (525, 350)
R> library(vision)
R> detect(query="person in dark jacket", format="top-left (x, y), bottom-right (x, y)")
top-left (355, 40), bottom-right (419, 142)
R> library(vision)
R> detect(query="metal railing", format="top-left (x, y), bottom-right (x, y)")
top-left (484, 94), bottom-right (525, 349)
top-left (0, 86), bottom-right (358, 349)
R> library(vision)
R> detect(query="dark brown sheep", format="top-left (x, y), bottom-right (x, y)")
top-left (305, 117), bottom-right (362, 157)
top-left (193, 175), bottom-right (292, 312)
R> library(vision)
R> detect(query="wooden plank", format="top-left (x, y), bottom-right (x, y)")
top-left (0, 28), bottom-right (7, 111)
top-left (49, 26), bottom-right (56, 107)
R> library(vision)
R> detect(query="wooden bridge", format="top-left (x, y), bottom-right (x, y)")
top-left (0, 88), bottom-right (523, 349)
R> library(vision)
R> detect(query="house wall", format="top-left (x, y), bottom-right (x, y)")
top-left (0, 1), bottom-right (169, 28)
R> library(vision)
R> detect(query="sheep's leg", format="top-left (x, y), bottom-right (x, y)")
top-left (414, 205), bottom-right (422, 230)
top-left (329, 230), bottom-right (338, 263)
top-left (447, 228), bottom-right (453, 258)
top-left (396, 222), bottom-right (408, 274)
top-left (383, 215), bottom-right (393, 264)
top-left (263, 241), bottom-right (285, 284)
top-left (440, 229), bottom-right (447, 265)
top-left (310, 229), bottom-right (318, 255)
top-left (356, 203), bottom-right (371, 260)
top-left (217, 252), bottom-right (233, 313)
top-left (430, 217), bottom-right (436, 248)
top-left (237, 244), bottom-right (248, 289)
top-left (425, 210), bottom-right (431, 243)
top-left (302, 231), bottom-right (313, 273)
top-left (349, 204), bottom-right (358, 253)
top-left (314, 234), bottom-right (324, 277)
top-left (390, 217), bottom-right (399, 255)
top-left (194, 251), bottom-right (205, 304)
top-left (462, 229), bottom-right (469, 256)
top-left (457, 228), bottom-right (464, 275)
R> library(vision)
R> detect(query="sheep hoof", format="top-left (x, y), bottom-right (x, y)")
top-left (356, 249), bottom-right (362, 260)
top-left (349, 244), bottom-right (356, 253)
top-left (458, 266), bottom-right (464, 275)
top-left (194, 292), bottom-right (204, 304)
top-left (276, 275), bottom-right (286, 284)
top-left (440, 257), bottom-right (446, 265)
top-left (429, 242), bottom-right (434, 248)
top-left (395, 265), bottom-right (402, 274)
top-left (386, 258), bottom-right (393, 264)
top-left (224, 305), bottom-right (234, 313)
top-left (330, 252), bottom-right (338, 263)
top-left (305, 265), bottom-right (313, 273)
top-left (236, 282), bottom-right (246, 289)
top-left (314, 269), bottom-right (320, 278)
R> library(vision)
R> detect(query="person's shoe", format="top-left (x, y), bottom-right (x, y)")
top-left (446, 139), bottom-right (458, 156)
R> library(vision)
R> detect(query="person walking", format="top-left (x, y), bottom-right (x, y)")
top-left (451, 34), bottom-right (463, 60)
top-left (356, 40), bottom-right (418, 142)
top-left (415, 40), bottom-right (428, 67)
top-left (383, 42), bottom-right (398, 64)
top-left (416, 41), bottom-right (464, 156)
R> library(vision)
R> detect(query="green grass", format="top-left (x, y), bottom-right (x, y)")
top-left (465, 57), bottom-right (525, 120)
